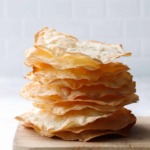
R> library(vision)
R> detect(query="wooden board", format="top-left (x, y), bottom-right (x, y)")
top-left (13, 117), bottom-right (150, 150)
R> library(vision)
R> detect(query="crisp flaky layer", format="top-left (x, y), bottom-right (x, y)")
top-left (16, 108), bottom-right (112, 133)
top-left (32, 94), bottom-right (138, 115)
top-left (46, 72), bottom-right (132, 89)
top-left (21, 81), bottom-right (136, 101)
top-left (25, 62), bottom-right (129, 83)
top-left (24, 47), bottom-right (130, 70)
top-left (54, 123), bottom-right (135, 141)
top-left (16, 108), bottom-right (136, 141)
top-left (25, 47), bottom-right (101, 70)
top-left (26, 72), bottom-right (132, 89)
top-left (34, 27), bottom-right (131, 64)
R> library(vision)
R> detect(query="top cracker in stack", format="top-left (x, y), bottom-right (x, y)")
top-left (16, 27), bottom-right (139, 141)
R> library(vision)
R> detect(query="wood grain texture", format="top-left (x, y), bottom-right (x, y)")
top-left (13, 117), bottom-right (150, 150)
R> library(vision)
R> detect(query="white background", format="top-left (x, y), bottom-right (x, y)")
top-left (0, 0), bottom-right (150, 149)
top-left (0, 0), bottom-right (150, 77)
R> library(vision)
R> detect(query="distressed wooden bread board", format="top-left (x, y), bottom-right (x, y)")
top-left (13, 117), bottom-right (150, 150)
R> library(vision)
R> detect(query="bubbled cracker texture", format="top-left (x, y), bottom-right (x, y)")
top-left (16, 27), bottom-right (138, 141)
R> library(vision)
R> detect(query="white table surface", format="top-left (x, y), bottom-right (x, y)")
top-left (0, 77), bottom-right (150, 150)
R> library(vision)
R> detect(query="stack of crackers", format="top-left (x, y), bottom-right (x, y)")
top-left (16, 28), bottom-right (138, 141)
